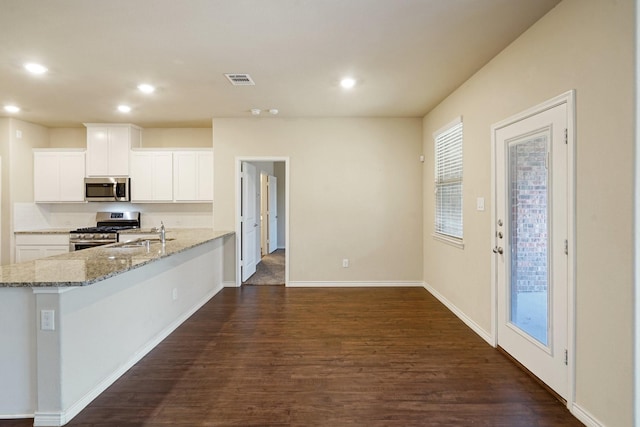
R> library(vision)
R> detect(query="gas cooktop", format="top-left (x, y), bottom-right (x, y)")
top-left (70, 211), bottom-right (141, 233)
top-left (71, 225), bottom-right (139, 234)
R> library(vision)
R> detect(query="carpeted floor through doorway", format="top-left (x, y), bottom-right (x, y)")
top-left (243, 249), bottom-right (285, 285)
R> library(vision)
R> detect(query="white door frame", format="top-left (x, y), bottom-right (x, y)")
top-left (235, 156), bottom-right (290, 286)
top-left (490, 90), bottom-right (576, 409)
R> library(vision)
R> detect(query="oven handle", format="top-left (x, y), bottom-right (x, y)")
top-left (69, 240), bottom-right (117, 251)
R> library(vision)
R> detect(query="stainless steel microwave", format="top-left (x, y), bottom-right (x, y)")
top-left (84, 177), bottom-right (130, 202)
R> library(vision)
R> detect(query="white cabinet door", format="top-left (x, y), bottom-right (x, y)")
top-left (15, 234), bottom-right (70, 263)
top-left (16, 245), bottom-right (69, 263)
top-left (173, 152), bottom-right (197, 201)
top-left (86, 127), bottom-right (110, 176)
top-left (85, 124), bottom-right (141, 176)
top-left (15, 246), bottom-right (44, 263)
top-left (130, 152), bottom-right (154, 201)
top-left (34, 152), bottom-right (59, 202)
top-left (130, 151), bottom-right (173, 202)
top-left (34, 150), bottom-right (85, 202)
top-left (108, 126), bottom-right (131, 176)
top-left (197, 151), bottom-right (214, 200)
top-left (173, 151), bottom-right (213, 202)
top-left (58, 152), bottom-right (86, 201)
top-left (154, 153), bottom-right (174, 200)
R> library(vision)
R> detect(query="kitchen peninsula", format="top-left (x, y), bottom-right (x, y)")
top-left (0, 229), bottom-right (234, 426)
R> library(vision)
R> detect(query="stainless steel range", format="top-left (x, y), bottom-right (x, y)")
top-left (69, 212), bottom-right (141, 251)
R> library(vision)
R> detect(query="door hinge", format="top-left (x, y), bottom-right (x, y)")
top-left (564, 349), bottom-right (568, 365)
top-left (564, 128), bottom-right (568, 144)
top-left (564, 239), bottom-right (568, 255)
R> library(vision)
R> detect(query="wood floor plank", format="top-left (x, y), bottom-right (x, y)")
top-left (1, 287), bottom-right (582, 426)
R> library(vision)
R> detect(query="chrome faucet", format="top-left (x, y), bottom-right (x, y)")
top-left (159, 221), bottom-right (166, 244)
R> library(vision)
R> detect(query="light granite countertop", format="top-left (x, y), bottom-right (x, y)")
top-left (15, 228), bottom-right (73, 234)
top-left (0, 229), bottom-right (233, 288)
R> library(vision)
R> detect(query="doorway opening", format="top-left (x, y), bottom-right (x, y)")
top-left (236, 158), bottom-right (289, 286)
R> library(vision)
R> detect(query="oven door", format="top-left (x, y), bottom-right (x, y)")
top-left (69, 240), bottom-right (114, 251)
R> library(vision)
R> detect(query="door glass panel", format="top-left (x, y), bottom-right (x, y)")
top-left (508, 132), bottom-right (549, 345)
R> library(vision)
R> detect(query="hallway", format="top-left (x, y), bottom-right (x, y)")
top-left (243, 249), bottom-right (285, 285)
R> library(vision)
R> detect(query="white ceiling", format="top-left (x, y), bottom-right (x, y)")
top-left (0, 0), bottom-right (561, 128)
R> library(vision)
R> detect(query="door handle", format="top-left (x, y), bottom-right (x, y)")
top-left (493, 246), bottom-right (504, 254)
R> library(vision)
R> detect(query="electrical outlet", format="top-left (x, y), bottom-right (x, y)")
top-left (342, 258), bottom-right (349, 268)
top-left (41, 310), bottom-right (55, 331)
top-left (172, 288), bottom-right (178, 301)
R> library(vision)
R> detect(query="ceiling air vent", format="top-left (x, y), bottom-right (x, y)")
top-left (224, 73), bottom-right (255, 86)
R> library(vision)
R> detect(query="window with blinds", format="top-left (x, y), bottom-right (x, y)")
top-left (434, 118), bottom-right (463, 241)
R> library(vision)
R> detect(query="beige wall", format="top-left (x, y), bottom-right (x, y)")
top-left (0, 119), bottom-right (8, 264)
top-left (48, 128), bottom-right (85, 148)
top-left (213, 117), bottom-right (423, 284)
top-left (422, 0), bottom-right (633, 425)
top-left (274, 161), bottom-right (286, 248)
top-left (49, 127), bottom-right (212, 149)
top-left (0, 119), bottom-right (49, 264)
top-left (141, 128), bottom-right (212, 148)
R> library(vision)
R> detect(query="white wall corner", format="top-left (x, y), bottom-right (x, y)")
top-left (223, 280), bottom-right (240, 288)
top-left (423, 282), bottom-right (494, 346)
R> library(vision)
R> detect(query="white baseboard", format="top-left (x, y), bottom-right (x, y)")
top-left (287, 281), bottom-right (424, 288)
top-left (0, 413), bottom-right (34, 420)
top-left (571, 403), bottom-right (605, 427)
top-left (33, 412), bottom-right (62, 426)
top-left (423, 282), bottom-right (494, 346)
top-left (223, 280), bottom-right (239, 288)
top-left (34, 284), bottom-right (224, 427)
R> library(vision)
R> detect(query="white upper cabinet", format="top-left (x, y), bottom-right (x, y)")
top-left (34, 150), bottom-right (86, 202)
top-left (173, 150), bottom-right (213, 202)
top-left (85, 124), bottom-right (142, 176)
top-left (130, 151), bottom-right (174, 202)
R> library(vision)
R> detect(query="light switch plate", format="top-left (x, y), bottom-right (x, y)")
top-left (476, 197), bottom-right (485, 211)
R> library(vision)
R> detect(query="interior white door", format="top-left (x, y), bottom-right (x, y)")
top-left (268, 175), bottom-right (278, 254)
top-left (260, 173), bottom-right (268, 257)
top-left (241, 162), bottom-right (258, 282)
top-left (494, 102), bottom-right (568, 399)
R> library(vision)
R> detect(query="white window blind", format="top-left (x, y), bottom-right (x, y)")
top-left (434, 119), bottom-right (463, 240)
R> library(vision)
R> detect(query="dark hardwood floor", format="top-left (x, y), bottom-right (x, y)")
top-left (1, 287), bottom-right (582, 426)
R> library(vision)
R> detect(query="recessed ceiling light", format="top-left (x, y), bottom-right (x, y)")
top-left (117, 105), bottom-right (132, 113)
top-left (251, 108), bottom-right (261, 116)
top-left (24, 63), bottom-right (48, 75)
top-left (4, 105), bottom-right (20, 113)
top-left (340, 77), bottom-right (356, 89)
top-left (268, 109), bottom-right (279, 115)
top-left (137, 83), bottom-right (155, 94)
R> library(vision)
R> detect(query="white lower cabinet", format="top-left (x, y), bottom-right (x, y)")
top-left (15, 234), bottom-right (70, 263)
top-left (34, 150), bottom-right (86, 202)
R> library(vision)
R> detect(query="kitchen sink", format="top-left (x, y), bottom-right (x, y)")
top-left (114, 238), bottom-right (175, 248)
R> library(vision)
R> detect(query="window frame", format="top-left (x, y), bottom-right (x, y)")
top-left (433, 117), bottom-right (464, 248)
